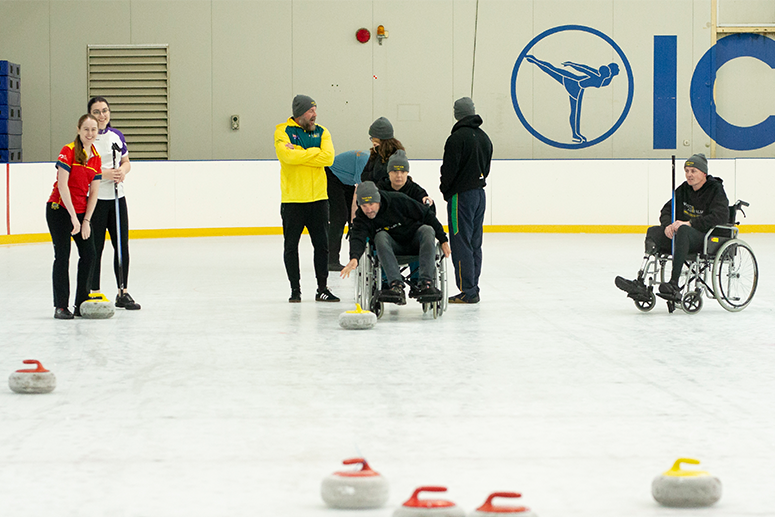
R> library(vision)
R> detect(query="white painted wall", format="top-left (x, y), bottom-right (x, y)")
top-left (4, 158), bottom-right (773, 237)
top-left (1, 0), bottom-right (773, 162)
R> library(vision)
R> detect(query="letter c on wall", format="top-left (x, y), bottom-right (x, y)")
top-left (691, 33), bottom-right (775, 151)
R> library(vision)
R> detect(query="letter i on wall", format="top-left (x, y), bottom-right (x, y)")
top-left (653, 35), bottom-right (677, 150)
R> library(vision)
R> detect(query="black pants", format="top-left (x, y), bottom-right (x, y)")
top-left (90, 196), bottom-right (130, 291)
top-left (46, 203), bottom-right (96, 309)
top-left (325, 168), bottom-right (355, 266)
top-left (646, 224), bottom-right (705, 284)
top-left (281, 200), bottom-right (330, 290)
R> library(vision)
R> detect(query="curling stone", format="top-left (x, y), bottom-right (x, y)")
top-left (470, 492), bottom-right (537, 516)
top-left (79, 292), bottom-right (115, 319)
top-left (339, 303), bottom-right (377, 330)
top-left (652, 458), bottom-right (722, 507)
top-left (321, 457), bottom-right (389, 509)
top-left (9, 360), bottom-right (56, 394)
top-left (393, 486), bottom-right (465, 517)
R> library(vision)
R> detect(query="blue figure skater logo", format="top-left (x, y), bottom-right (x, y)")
top-left (512, 25), bottom-right (634, 150)
top-left (525, 55), bottom-right (620, 143)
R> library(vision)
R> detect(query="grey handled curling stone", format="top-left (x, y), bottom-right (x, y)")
top-left (652, 458), bottom-right (722, 507)
top-left (80, 292), bottom-right (115, 319)
top-left (339, 303), bottom-right (377, 330)
top-left (393, 486), bottom-right (465, 517)
top-left (9, 360), bottom-right (56, 394)
top-left (321, 457), bottom-right (389, 509)
top-left (470, 492), bottom-right (537, 516)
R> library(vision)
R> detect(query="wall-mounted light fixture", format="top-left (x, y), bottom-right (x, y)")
top-left (376, 25), bottom-right (388, 45)
top-left (356, 28), bottom-right (371, 43)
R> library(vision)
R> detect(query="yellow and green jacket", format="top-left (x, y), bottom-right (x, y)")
top-left (274, 117), bottom-right (335, 203)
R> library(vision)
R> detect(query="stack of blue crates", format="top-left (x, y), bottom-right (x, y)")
top-left (1, 60), bottom-right (22, 163)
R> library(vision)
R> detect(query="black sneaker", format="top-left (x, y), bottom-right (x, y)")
top-left (448, 292), bottom-right (480, 304)
top-left (380, 282), bottom-right (406, 305)
top-left (657, 281), bottom-right (681, 301)
top-left (614, 276), bottom-right (651, 302)
top-left (55, 307), bottom-right (74, 320)
top-left (315, 287), bottom-right (340, 302)
top-left (289, 289), bottom-right (301, 303)
top-left (116, 292), bottom-right (141, 310)
top-left (73, 306), bottom-right (82, 317)
top-left (417, 280), bottom-right (442, 302)
top-left (327, 263), bottom-right (344, 272)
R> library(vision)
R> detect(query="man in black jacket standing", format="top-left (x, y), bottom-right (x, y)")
top-left (341, 181), bottom-right (451, 305)
top-left (440, 97), bottom-right (493, 304)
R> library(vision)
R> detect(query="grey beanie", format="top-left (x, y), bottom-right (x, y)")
top-left (369, 117), bottom-right (394, 139)
top-left (292, 95), bottom-right (316, 118)
top-left (685, 153), bottom-right (708, 174)
top-left (356, 181), bottom-right (381, 206)
top-left (454, 97), bottom-right (476, 120)
top-left (387, 150), bottom-right (409, 172)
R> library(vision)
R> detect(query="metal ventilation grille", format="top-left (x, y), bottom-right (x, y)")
top-left (87, 45), bottom-right (169, 160)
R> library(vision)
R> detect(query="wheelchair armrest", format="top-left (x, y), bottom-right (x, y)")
top-left (703, 225), bottom-right (738, 255)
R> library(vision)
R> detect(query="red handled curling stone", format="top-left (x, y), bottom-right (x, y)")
top-left (393, 486), bottom-right (465, 517)
top-left (9, 360), bottom-right (56, 394)
top-left (321, 458), bottom-right (389, 509)
top-left (469, 492), bottom-right (537, 517)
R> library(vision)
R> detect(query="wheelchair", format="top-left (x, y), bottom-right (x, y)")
top-left (629, 200), bottom-right (758, 314)
top-left (354, 240), bottom-right (448, 319)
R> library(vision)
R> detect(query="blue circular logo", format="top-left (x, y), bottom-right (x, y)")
top-left (511, 25), bottom-right (634, 149)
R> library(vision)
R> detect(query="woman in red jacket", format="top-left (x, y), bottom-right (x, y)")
top-left (46, 114), bottom-right (102, 319)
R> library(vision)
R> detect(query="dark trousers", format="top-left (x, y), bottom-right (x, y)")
top-left (325, 168), bottom-right (355, 266)
top-left (90, 196), bottom-right (130, 291)
top-left (374, 225), bottom-right (436, 285)
top-left (447, 189), bottom-right (485, 297)
top-left (281, 200), bottom-right (330, 290)
top-left (646, 224), bottom-right (706, 284)
top-left (46, 203), bottom-right (96, 309)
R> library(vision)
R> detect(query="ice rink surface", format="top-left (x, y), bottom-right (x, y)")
top-left (1, 233), bottom-right (773, 516)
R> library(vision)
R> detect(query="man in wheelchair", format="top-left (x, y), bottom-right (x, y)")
top-left (616, 154), bottom-right (729, 302)
top-left (341, 181), bottom-right (451, 305)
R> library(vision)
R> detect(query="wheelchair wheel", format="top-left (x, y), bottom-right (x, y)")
top-left (681, 290), bottom-right (703, 314)
top-left (370, 298), bottom-right (384, 319)
top-left (438, 253), bottom-right (448, 315)
top-left (712, 239), bottom-right (758, 312)
top-left (634, 290), bottom-right (656, 312)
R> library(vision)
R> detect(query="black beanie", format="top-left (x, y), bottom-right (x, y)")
top-left (369, 117), bottom-right (394, 139)
top-left (387, 150), bottom-right (409, 172)
top-left (356, 181), bottom-right (381, 206)
top-left (685, 153), bottom-right (708, 174)
top-left (292, 95), bottom-right (316, 118)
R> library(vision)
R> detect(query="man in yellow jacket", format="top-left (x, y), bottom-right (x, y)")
top-left (274, 94), bottom-right (339, 303)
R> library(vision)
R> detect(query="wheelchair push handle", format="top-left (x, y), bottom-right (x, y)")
top-left (732, 199), bottom-right (749, 223)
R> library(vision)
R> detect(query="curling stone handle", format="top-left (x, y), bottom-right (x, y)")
top-left (407, 486), bottom-right (447, 503)
top-left (670, 458), bottom-right (700, 472)
top-left (342, 458), bottom-right (373, 472)
top-left (477, 492), bottom-right (523, 511)
top-left (17, 360), bottom-right (49, 373)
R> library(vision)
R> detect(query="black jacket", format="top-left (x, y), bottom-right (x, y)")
top-left (375, 176), bottom-right (436, 214)
top-left (439, 115), bottom-right (493, 201)
top-left (360, 151), bottom-right (390, 184)
top-left (659, 176), bottom-right (729, 233)
top-left (349, 191), bottom-right (447, 260)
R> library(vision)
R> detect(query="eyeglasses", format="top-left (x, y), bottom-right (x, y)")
top-left (91, 108), bottom-right (110, 116)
